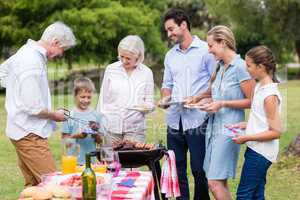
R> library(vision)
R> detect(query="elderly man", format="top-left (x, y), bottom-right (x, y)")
top-left (0, 21), bottom-right (76, 186)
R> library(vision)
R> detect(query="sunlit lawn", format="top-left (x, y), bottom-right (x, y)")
top-left (0, 80), bottom-right (300, 199)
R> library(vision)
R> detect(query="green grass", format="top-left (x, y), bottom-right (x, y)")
top-left (0, 80), bottom-right (300, 200)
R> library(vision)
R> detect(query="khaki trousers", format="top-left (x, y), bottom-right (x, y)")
top-left (11, 133), bottom-right (56, 187)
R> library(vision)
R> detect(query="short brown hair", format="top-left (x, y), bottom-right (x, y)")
top-left (73, 77), bottom-right (95, 96)
top-left (163, 9), bottom-right (191, 31)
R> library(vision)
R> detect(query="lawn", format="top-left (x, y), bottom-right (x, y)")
top-left (0, 80), bottom-right (300, 200)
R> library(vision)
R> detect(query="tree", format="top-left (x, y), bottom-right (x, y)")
top-left (0, 0), bottom-right (167, 69)
top-left (205, 0), bottom-right (300, 65)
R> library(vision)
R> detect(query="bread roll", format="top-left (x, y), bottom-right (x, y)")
top-left (31, 187), bottom-right (52, 200)
top-left (20, 186), bottom-right (39, 199)
top-left (52, 185), bottom-right (71, 199)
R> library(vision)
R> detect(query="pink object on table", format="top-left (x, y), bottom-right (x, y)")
top-left (111, 171), bottom-right (154, 200)
top-left (160, 150), bottom-right (181, 198)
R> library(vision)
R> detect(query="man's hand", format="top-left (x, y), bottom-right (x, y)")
top-left (51, 109), bottom-right (66, 122)
top-left (36, 109), bottom-right (66, 121)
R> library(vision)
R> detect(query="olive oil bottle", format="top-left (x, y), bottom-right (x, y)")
top-left (82, 153), bottom-right (96, 200)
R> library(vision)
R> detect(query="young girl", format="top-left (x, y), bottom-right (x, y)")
top-left (61, 77), bottom-right (104, 165)
top-left (231, 45), bottom-right (282, 199)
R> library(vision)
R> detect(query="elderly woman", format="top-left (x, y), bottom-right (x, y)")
top-left (97, 35), bottom-right (154, 145)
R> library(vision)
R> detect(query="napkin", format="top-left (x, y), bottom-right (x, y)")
top-left (118, 178), bottom-right (135, 188)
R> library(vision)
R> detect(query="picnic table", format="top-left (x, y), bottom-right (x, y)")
top-left (18, 170), bottom-right (154, 200)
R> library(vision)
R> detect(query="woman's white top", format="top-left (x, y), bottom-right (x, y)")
top-left (246, 83), bottom-right (282, 162)
top-left (97, 61), bottom-right (154, 134)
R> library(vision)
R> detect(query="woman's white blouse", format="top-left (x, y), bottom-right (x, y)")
top-left (97, 61), bottom-right (154, 134)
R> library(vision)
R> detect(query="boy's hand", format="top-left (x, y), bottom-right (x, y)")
top-left (92, 134), bottom-right (102, 144)
top-left (77, 132), bottom-right (87, 139)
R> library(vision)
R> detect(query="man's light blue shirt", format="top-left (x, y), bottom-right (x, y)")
top-left (162, 36), bottom-right (216, 131)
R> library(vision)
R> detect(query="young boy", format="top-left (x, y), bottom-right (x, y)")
top-left (61, 77), bottom-right (104, 165)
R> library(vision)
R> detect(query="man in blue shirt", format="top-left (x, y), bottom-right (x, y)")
top-left (159, 9), bottom-right (216, 200)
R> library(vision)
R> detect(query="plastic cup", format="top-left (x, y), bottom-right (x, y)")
top-left (62, 155), bottom-right (77, 174)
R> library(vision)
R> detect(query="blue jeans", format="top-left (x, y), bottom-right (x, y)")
top-left (236, 147), bottom-right (272, 200)
top-left (167, 119), bottom-right (209, 200)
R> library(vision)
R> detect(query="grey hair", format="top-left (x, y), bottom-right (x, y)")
top-left (118, 35), bottom-right (145, 65)
top-left (41, 21), bottom-right (76, 49)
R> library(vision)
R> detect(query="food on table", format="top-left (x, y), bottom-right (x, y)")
top-left (92, 164), bottom-right (107, 173)
top-left (113, 139), bottom-right (156, 151)
top-left (76, 164), bottom-right (107, 173)
top-left (31, 187), bottom-right (52, 200)
top-left (51, 185), bottom-right (71, 200)
top-left (60, 174), bottom-right (82, 187)
top-left (19, 186), bottom-right (40, 200)
top-left (59, 174), bottom-right (105, 187)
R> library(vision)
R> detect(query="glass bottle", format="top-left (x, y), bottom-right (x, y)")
top-left (82, 153), bottom-right (96, 200)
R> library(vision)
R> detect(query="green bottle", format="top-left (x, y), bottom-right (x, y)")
top-left (82, 153), bottom-right (96, 200)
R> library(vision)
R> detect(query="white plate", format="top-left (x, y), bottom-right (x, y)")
top-left (159, 100), bottom-right (186, 106)
top-left (126, 106), bottom-right (153, 112)
top-left (184, 104), bottom-right (207, 109)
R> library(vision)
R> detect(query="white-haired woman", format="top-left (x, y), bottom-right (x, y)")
top-left (97, 35), bottom-right (154, 145)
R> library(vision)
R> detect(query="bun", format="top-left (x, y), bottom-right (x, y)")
top-left (20, 186), bottom-right (39, 198)
top-left (31, 187), bottom-right (52, 200)
top-left (52, 186), bottom-right (71, 198)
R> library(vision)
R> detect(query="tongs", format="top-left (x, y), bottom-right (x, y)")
top-left (59, 108), bottom-right (100, 131)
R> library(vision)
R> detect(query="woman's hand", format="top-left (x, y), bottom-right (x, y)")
top-left (184, 96), bottom-right (199, 105)
top-left (232, 134), bottom-right (248, 144)
top-left (201, 101), bottom-right (223, 113)
top-left (157, 96), bottom-right (171, 109)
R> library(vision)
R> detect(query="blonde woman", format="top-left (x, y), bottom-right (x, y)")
top-left (97, 35), bottom-right (154, 145)
top-left (190, 25), bottom-right (255, 199)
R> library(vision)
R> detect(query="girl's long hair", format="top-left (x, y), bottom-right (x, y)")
top-left (246, 45), bottom-right (279, 83)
